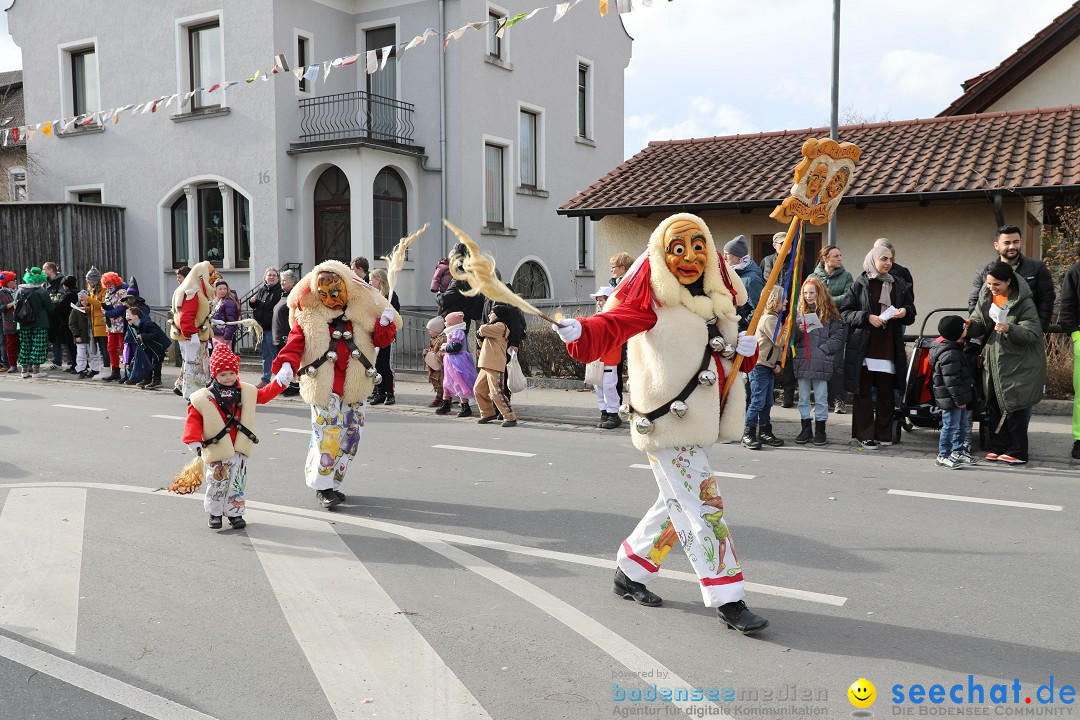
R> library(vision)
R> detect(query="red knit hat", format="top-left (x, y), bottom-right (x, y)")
top-left (209, 345), bottom-right (240, 378)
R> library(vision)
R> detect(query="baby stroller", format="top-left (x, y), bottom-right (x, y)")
top-left (892, 308), bottom-right (989, 448)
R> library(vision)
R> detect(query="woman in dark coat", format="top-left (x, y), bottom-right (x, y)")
top-left (967, 261), bottom-right (1045, 464)
top-left (839, 246), bottom-right (916, 449)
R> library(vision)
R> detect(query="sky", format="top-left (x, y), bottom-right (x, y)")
top-left (0, 1), bottom-right (1073, 158)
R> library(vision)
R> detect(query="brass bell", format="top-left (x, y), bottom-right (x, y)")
top-left (365, 366), bottom-right (378, 378)
top-left (342, 330), bottom-right (353, 340)
top-left (332, 330), bottom-right (342, 339)
top-left (670, 400), bottom-right (688, 418)
top-left (698, 370), bottom-right (717, 386)
top-left (617, 404), bottom-right (631, 421)
top-left (326, 351), bottom-right (338, 362)
top-left (350, 349), bottom-right (361, 360)
top-left (634, 417), bottom-right (654, 434)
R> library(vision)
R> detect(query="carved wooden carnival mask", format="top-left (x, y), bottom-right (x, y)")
top-left (663, 219), bottom-right (709, 285)
top-left (316, 271), bottom-right (348, 309)
top-left (771, 138), bottom-right (861, 227)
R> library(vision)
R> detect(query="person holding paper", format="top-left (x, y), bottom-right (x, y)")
top-left (967, 262), bottom-right (1045, 465)
top-left (793, 277), bottom-right (845, 446)
top-left (839, 246), bottom-right (915, 449)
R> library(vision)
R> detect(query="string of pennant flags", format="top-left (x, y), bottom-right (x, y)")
top-left (0, 0), bottom-right (672, 148)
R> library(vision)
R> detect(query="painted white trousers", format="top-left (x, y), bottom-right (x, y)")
top-left (593, 366), bottom-right (621, 413)
top-left (178, 339), bottom-right (209, 400)
top-left (616, 445), bottom-right (745, 607)
top-left (305, 393), bottom-right (365, 491)
top-left (203, 454), bottom-right (247, 518)
top-left (74, 343), bottom-right (102, 373)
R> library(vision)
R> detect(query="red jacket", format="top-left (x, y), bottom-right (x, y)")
top-left (272, 319), bottom-right (396, 398)
top-left (182, 381), bottom-right (284, 445)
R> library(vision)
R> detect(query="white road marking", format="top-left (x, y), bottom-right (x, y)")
top-left (888, 489), bottom-right (1062, 512)
top-left (53, 404), bottom-right (106, 412)
top-left (151, 414), bottom-right (186, 420)
top-left (0, 488), bottom-right (86, 652)
top-left (0, 482), bottom-right (848, 606)
top-left (629, 463), bottom-right (756, 480)
top-left (0, 397), bottom-right (14, 401)
top-left (275, 427), bottom-right (310, 434)
top-left (0, 635), bottom-right (221, 720)
top-left (432, 444), bottom-right (536, 457)
top-left (247, 512), bottom-right (491, 720)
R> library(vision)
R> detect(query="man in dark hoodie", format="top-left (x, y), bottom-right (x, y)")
top-left (968, 225), bottom-right (1054, 330)
top-left (930, 315), bottom-right (977, 470)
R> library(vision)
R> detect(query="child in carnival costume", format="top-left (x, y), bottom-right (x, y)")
top-left (182, 344), bottom-right (285, 529)
top-left (272, 260), bottom-right (399, 509)
top-left (100, 271), bottom-right (127, 382)
top-left (169, 261), bottom-right (214, 399)
top-left (435, 310), bottom-right (477, 417)
top-left (554, 212), bottom-right (770, 634)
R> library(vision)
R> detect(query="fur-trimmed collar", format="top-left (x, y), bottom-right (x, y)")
top-left (444, 322), bottom-right (466, 333)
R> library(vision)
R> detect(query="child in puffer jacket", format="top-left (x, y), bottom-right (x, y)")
top-left (930, 315), bottom-right (978, 469)
top-left (435, 311), bottom-right (477, 417)
top-left (792, 276), bottom-right (845, 446)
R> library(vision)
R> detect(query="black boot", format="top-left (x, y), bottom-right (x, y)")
top-left (717, 600), bottom-right (769, 634)
top-left (227, 516), bottom-right (247, 530)
top-left (102, 367), bottom-right (121, 382)
top-left (435, 399), bottom-right (452, 415)
top-left (781, 391), bottom-right (794, 409)
top-left (208, 515), bottom-right (222, 529)
top-left (316, 489), bottom-right (342, 509)
top-left (813, 419), bottom-right (827, 446)
top-left (457, 401), bottom-right (472, 418)
top-left (795, 419), bottom-right (813, 444)
top-left (601, 413), bottom-right (621, 430)
top-left (383, 393), bottom-right (396, 406)
top-left (758, 423), bottom-right (784, 447)
top-left (369, 392), bottom-right (386, 405)
top-left (597, 411), bottom-right (609, 429)
top-left (613, 568), bottom-right (662, 607)
top-left (742, 426), bottom-right (761, 450)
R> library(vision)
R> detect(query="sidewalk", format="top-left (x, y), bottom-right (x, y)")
top-left (11, 360), bottom-right (1080, 469)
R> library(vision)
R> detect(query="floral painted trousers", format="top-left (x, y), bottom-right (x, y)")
top-left (616, 445), bottom-right (745, 608)
top-left (178, 338), bottom-right (209, 399)
top-left (203, 454), bottom-right (247, 518)
top-left (304, 393), bottom-right (365, 491)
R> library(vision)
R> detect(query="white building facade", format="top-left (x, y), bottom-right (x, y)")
top-left (7, 0), bottom-right (631, 306)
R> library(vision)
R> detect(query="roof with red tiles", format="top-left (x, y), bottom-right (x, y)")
top-left (939, 1), bottom-right (1080, 117)
top-left (558, 106), bottom-right (1080, 218)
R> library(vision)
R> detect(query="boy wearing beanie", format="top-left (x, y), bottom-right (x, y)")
top-left (423, 315), bottom-right (447, 406)
top-left (182, 345), bottom-right (286, 529)
top-left (929, 315), bottom-right (978, 469)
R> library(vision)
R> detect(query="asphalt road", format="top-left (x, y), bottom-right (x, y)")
top-left (0, 375), bottom-right (1077, 719)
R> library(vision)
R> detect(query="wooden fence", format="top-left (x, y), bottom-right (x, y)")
top-left (0, 202), bottom-right (125, 276)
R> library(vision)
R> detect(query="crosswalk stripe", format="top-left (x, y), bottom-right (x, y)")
top-left (0, 635), bottom-right (221, 720)
top-left (53, 404), bottom-right (106, 412)
top-left (151, 414), bottom-right (186, 420)
top-left (247, 512), bottom-right (492, 720)
top-left (888, 489), bottom-right (1063, 512)
top-left (0, 488), bottom-right (86, 653)
top-left (432, 444), bottom-right (536, 457)
top-left (275, 427), bottom-right (309, 434)
top-left (629, 463), bottom-right (755, 480)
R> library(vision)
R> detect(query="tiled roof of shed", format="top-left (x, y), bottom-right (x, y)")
top-left (559, 106), bottom-right (1080, 217)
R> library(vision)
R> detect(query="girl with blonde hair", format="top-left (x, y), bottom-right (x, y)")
top-left (792, 276), bottom-right (845, 445)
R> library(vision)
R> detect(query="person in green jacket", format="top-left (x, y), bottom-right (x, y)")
top-left (16, 267), bottom-right (56, 377)
top-left (813, 245), bottom-right (854, 414)
top-left (967, 261), bottom-right (1045, 465)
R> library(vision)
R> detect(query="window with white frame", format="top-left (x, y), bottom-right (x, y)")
top-left (519, 109), bottom-right (539, 189)
top-left (487, 10), bottom-right (505, 58)
top-left (484, 142), bottom-right (506, 228)
top-left (188, 20), bottom-right (222, 109)
top-left (296, 34), bottom-right (311, 93)
top-left (512, 261), bottom-right (550, 299)
top-left (169, 182), bottom-right (249, 269)
top-left (70, 47), bottom-right (99, 117)
top-left (9, 167), bottom-right (26, 201)
top-left (577, 61), bottom-right (591, 139)
top-left (76, 190), bottom-right (102, 204)
top-left (577, 217), bottom-right (591, 270)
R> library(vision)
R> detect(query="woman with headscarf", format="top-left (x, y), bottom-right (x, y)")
top-left (839, 245), bottom-right (915, 450)
top-left (967, 261), bottom-right (1045, 464)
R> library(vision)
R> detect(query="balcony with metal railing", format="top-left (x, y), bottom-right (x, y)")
top-left (289, 91), bottom-right (422, 155)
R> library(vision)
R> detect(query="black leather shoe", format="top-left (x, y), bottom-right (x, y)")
top-left (369, 394), bottom-right (386, 405)
top-left (383, 394), bottom-right (395, 406)
top-left (613, 568), bottom-right (662, 607)
top-left (208, 515), bottom-right (223, 529)
top-left (227, 516), bottom-right (247, 529)
top-left (317, 489), bottom-right (342, 509)
top-left (717, 600), bottom-right (769, 634)
top-left (1073, 440), bottom-right (1080, 460)
top-left (332, 490), bottom-right (346, 502)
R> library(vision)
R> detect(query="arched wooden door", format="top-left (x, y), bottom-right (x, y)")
top-left (314, 166), bottom-right (351, 264)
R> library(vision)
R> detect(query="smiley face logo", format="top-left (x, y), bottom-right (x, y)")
top-left (847, 678), bottom-right (876, 708)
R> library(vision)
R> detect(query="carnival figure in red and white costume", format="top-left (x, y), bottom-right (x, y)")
top-left (170, 260), bottom-right (214, 399)
top-left (272, 260), bottom-right (399, 509)
top-left (554, 213), bottom-right (770, 634)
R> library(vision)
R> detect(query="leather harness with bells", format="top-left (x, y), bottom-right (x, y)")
top-left (203, 385), bottom-right (259, 448)
top-left (297, 314), bottom-right (376, 377)
top-left (628, 319), bottom-right (728, 424)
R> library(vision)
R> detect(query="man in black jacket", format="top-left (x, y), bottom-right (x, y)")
top-left (968, 225), bottom-right (1055, 330)
top-left (271, 269), bottom-right (299, 396)
top-left (247, 267), bottom-right (283, 387)
top-left (1058, 256), bottom-right (1080, 459)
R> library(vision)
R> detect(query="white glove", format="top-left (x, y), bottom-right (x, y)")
top-left (552, 319), bottom-right (582, 343)
top-left (189, 333), bottom-right (200, 344)
top-left (379, 307), bottom-right (395, 327)
top-left (187, 442), bottom-right (202, 455)
top-left (275, 362), bottom-right (294, 386)
top-left (210, 318), bottom-right (225, 326)
top-left (736, 331), bottom-right (757, 357)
